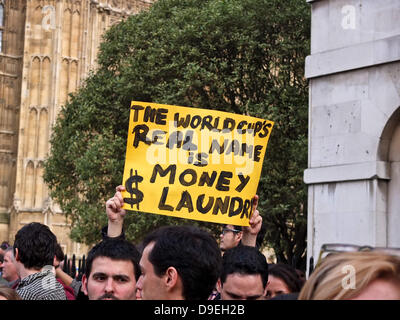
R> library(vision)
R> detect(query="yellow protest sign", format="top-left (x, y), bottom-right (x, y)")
top-left (122, 101), bottom-right (274, 226)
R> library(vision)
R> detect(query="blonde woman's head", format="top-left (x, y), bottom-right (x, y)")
top-left (298, 251), bottom-right (400, 300)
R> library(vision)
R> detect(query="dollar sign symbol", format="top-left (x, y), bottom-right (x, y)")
top-left (124, 169), bottom-right (144, 210)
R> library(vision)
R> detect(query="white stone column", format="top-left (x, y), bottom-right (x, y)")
top-left (305, 0), bottom-right (400, 274)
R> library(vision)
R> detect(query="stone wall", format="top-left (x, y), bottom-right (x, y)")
top-left (305, 0), bottom-right (400, 270)
top-left (0, 0), bottom-right (154, 256)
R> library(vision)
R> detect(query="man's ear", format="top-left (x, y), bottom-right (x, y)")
top-left (82, 274), bottom-right (89, 296)
top-left (164, 266), bottom-right (178, 290)
top-left (236, 231), bottom-right (243, 242)
top-left (52, 255), bottom-right (58, 268)
top-left (14, 248), bottom-right (20, 262)
top-left (216, 278), bottom-right (222, 293)
top-left (263, 285), bottom-right (267, 297)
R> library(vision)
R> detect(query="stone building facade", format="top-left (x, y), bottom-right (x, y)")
top-left (0, 0), bottom-right (153, 256)
top-left (305, 0), bottom-right (400, 269)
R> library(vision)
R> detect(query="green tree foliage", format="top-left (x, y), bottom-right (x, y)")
top-left (44, 0), bottom-right (310, 268)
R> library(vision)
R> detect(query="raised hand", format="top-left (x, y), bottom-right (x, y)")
top-left (242, 195), bottom-right (262, 247)
top-left (105, 185), bottom-right (126, 237)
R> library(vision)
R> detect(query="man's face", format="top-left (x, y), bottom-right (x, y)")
top-left (219, 273), bottom-right (266, 300)
top-left (2, 251), bottom-right (18, 282)
top-left (136, 242), bottom-right (167, 300)
top-left (219, 225), bottom-right (242, 251)
top-left (82, 257), bottom-right (137, 300)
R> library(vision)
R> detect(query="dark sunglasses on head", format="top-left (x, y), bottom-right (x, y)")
top-left (316, 243), bottom-right (400, 267)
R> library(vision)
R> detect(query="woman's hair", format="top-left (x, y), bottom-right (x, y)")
top-left (268, 263), bottom-right (304, 293)
top-left (0, 286), bottom-right (21, 300)
top-left (298, 251), bottom-right (400, 300)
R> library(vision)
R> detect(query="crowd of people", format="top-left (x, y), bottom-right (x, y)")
top-left (0, 185), bottom-right (399, 300)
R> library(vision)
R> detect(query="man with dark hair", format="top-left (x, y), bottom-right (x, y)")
top-left (219, 224), bottom-right (243, 252)
top-left (136, 225), bottom-right (222, 300)
top-left (218, 245), bottom-right (268, 300)
top-left (13, 222), bottom-right (66, 300)
top-left (219, 195), bottom-right (263, 252)
top-left (82, 238), bottom-right (141, 300)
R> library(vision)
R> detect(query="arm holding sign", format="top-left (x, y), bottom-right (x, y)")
top-left (105, 185), bottom-right (126, 238)
top-left (241, 195), bottom-right (262, 247)
top-left (55, 267), bottom-right (84, 298)
top-left (104, 188), bottom-right (263, 244)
